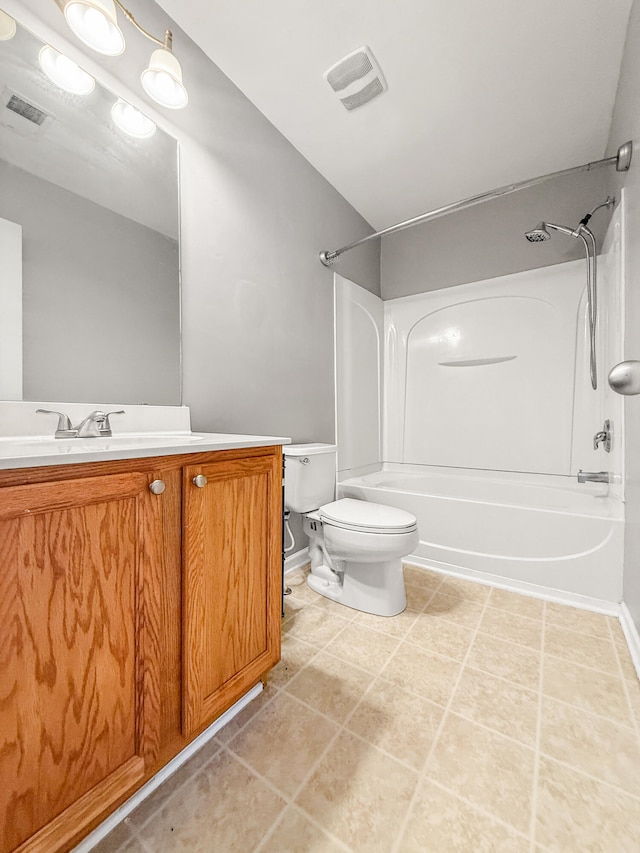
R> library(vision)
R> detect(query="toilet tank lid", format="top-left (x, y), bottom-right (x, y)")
top-left (319, 498), bottom-right (417, 530)
top-left (283, 443), bottom-right (337, 456)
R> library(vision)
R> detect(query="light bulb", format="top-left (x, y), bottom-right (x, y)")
top-left (141, 48), bottom-right (188, 109)
top-left (0, 9), bottom-right (16, 41)
top-left (63, 0), bottom-right (125, 56)
top-left (111, 99), bottom-right (156, 138)
top-left (39, 46), bottom-right (95, 95)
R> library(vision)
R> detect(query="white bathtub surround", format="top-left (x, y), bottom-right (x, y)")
top-left (335, 199), bottom-right (626, 607)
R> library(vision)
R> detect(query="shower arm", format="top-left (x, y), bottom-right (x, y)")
top-left (319, 141), bottom-right (632, 266)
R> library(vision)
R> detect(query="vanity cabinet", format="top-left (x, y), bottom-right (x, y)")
top-left (0, 445), bottom-right (282, 853)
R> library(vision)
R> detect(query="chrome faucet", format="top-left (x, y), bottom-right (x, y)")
top-left (577, 470), bottom-right (610, 484)
top-left (593, 419), bottom-right (612, 452)
top-left (73, 410), bottom-right (125, 438)
top-left (36, 408), bottom-right (124, 438)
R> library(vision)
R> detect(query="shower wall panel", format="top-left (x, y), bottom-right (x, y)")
top-left (384, 263), bottom-right (586, 475)
top-left (335, 274), bottom-right (384, 474)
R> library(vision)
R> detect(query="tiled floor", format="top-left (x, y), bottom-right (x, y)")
top-left (94, 564), bottom-right (640, 852)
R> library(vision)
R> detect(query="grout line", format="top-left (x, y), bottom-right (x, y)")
top-left (534, 750), bottom-right (640, 802)
top-left (391, 583), bottom-right (522, 852)
top-left (528, 599), bottom-right (546, 851)
top-left (422, 777), bottom-right (532, 845)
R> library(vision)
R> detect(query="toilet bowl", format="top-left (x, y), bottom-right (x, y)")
top-left (284, 445), bottom-right (418, 617)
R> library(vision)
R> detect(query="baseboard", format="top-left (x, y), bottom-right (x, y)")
top-left (284, 547), bottom-right (310, 574)
top-left (403, 556), bottom-right (622, 616)
top-left (72, 683), bottom-right (264, 852)
top-left (620, 603), bottom-right (640, 680)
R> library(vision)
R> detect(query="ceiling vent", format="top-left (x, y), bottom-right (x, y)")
top-left (1, 88), bottom-right (53, 136)
top-left (324, 46), bottom-right (386, 111)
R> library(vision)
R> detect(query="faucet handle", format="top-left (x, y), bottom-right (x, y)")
top-left (99, 410), bottom-right (125, 436)
top-left (36, 408), bottom-right (77, 438)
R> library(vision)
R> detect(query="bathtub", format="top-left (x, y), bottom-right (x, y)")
top-left (338, 465), bottom-right (624, 603)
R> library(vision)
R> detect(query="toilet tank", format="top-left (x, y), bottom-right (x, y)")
top-left (283, 443), bottom-right (337, 513)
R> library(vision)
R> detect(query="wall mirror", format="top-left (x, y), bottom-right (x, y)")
top-left (0, 11), bottom-right (180, 405)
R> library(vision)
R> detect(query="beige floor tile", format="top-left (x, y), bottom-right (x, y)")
top-left (450, 667), bottom-right (539, 747)
top-left (128, 734), bottom-right (225, 829)
top-left (283, 605), bottom-right (351, 646)
top-left (544, 623), bottom-right (618, 675)
top-left (227, 692), bottom-right (338, 797)
top-left (544, 602), bottom-right (614, 638)
top-left (216, 683), bottom-right (279, 743)
top-left (487, 588), bottom-right (544, 620)
top-left (406, 613), bottom-right (474, 661)
top-left (424, 592), bottom-right (485, 630)
top-left (381, 642), bottom-right (461, 707)
top-left (478, 608), bottom-right (543, 651)
top-left (535, 755), bottom-right (640, 852)
top-left (260, 806), bottom-right (348, 852)
top-left (296, 730), bottom-right (418, 852)
top-left (467, 632), bottom-right (541, 691)
top-left (269, 635), bottom-right (319, 688)
top-left (284, 651), bottom-right (374, 723)
top-left (405, 582), bottom-right (437, 611)
top-left (437, 575), bottom-right (492, 605)
top-left (542, 655), bottom-right (633, 725)
top-left (399, 779), bottom-right (530, 852)
top-left (404, 563), bottom-right (443, 591)
top-left (425, 713), bottom-right (535, 834)
top-left (539, 697), bottom-right (640, 795)
top-left (353, 606), bottom-right (419, 639)
top-left (137, 750), bottom-right (285, 852)
top-left (325, 622), bottom-right (402, 675)
top-left (346, 677), bottom-right (444, 770)
top-left (91, 823), bottom-right (146, 853)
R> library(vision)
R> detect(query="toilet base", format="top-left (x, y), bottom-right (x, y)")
top-left (307, 559), bottom-right (407, 617)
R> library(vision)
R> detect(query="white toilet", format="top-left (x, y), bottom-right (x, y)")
top-left (284, 444), bottom-right (419, 616)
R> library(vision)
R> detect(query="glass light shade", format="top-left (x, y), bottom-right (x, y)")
top-left (63, 0), bottom-right (125, 56)
top-left (141, 48), bottom-right (188, 109)
top-left (39, 46), bottom-right (95, 95)
top-left (111, 99), bottom-right (156, 138)
top-left (0, 10), bottom-right (16, 40)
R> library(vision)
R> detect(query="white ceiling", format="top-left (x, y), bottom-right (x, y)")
top-left (157, 0), bottom-right (632, 230)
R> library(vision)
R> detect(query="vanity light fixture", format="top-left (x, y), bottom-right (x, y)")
top-left (0, 9), bottom-right (17, 40)
top-left (111, 98), bottom-right (156, 138)
top-left (57, 0), bottom-right (188, 108)
top-left (39, 45), bottom-right (96, 95)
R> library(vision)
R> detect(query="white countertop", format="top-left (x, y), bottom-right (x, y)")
top-left (0, 432), bottom-right (291, 470)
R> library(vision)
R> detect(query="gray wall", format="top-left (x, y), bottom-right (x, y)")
top-left (0, 159), bottom-right (180, 404)
top-left (381, 168), bottom-right (613, 299)
top-left (607, 0), bottom-right (640, 633)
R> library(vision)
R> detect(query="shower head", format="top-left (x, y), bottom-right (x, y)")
top-left (524, 223), bottom-right (551, 242)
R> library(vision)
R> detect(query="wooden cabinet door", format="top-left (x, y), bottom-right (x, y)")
top-left (0, 472), bottom-right (158, 853)
top-left (182, 450), bottom-right (282, 736)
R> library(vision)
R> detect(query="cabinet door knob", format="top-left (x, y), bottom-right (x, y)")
top-left (192, 474), bottom-right (208, 488)
top-left (149, 479), bottom-right (166, 495)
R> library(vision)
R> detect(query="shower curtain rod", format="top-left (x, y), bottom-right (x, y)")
top-left (319, 141), bottom-right (633, 267)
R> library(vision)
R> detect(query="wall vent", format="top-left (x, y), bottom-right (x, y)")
top-left (1, 88), bottom-right (53, 137)
top-left (324, 46), bottom-right (387, 111)
top-left (6, 94), bottom-right (48, 125)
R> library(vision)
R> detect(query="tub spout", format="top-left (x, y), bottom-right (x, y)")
top-left (577, 470), bottom-right (610, 484)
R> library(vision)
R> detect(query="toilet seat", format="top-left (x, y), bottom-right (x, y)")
top-left (318, 498), bottom-right (417, 535)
